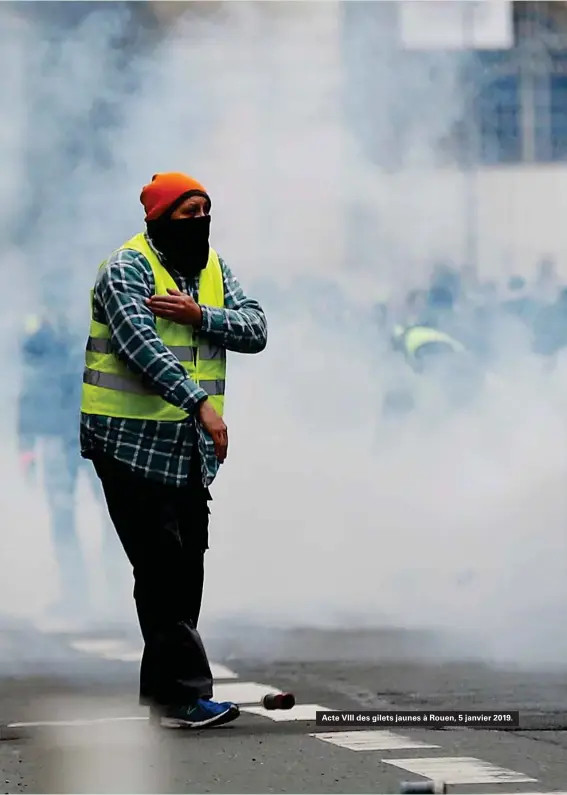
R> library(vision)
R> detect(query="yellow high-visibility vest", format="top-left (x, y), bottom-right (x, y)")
top-left (81, 232), bottom-right (226, 421)
top-left (24, 315), bottom-right (42, 335)
top-left (401, 325), bottom-right (465, 359)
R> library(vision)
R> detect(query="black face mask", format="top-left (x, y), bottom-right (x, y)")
top-left (147, 215), bottom-right (211, 277)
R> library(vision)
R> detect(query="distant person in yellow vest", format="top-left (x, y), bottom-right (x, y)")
top-left (384, 323), bottom-right (478, 418)
top-left (80, 172), bottom-right (267, 729)
top-left (391, 324), bottom-right (466, 370)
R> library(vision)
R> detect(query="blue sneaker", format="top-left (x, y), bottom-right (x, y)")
top-left (159, 699), bottom-right (240, 729)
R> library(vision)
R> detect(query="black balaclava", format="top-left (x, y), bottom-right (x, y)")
top-left (146, 189), bottom-right (211, 278)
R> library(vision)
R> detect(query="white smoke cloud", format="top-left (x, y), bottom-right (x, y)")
top-left (0, 0), bottom-right (565, 670)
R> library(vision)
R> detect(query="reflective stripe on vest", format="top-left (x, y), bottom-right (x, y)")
top-left (83, 367), bottom-right (225, 397)
top-left (85, 336), bottom-right (222, 361)
top-left (81, 232), bottom-right (226, 422)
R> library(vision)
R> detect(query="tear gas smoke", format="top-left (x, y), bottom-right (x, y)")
top-left (0, 1), bottom-right (565, 670)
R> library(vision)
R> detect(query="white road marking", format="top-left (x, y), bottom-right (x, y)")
top-left (70, 639), bottom-right (127, 655)
top-left (210, 663), bottom-right (239, 680)
top-left (8, 701), bottom-right (326, 728)
top-left (97, 649), bottom-right (142, 662)
top-left (70, 638), bottom-right (142, 662)
top-left (8, 717), bottom-right (148, 728)
top-left (384, 756), bottom-right (538, 784)
top-left (243, 704), bottom-right (331, 721)
top-left (213, 681), bottom-right (278, 704)
top-left (311, 730), bottom-right (440, 750)
top-left (68, 639), bottom-right (239, 679)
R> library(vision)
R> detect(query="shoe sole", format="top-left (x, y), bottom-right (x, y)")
top-left (160, 707), bottom-right (240, 730)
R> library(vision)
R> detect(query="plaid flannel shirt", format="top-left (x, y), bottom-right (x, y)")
top-left (80, 234), bottom-right (267, 487)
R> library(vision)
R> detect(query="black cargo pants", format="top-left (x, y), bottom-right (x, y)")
top-left (92, 452), bottom-right (213, 707)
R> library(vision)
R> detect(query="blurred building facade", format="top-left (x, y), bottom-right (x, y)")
top-left (6, 0), bottom-right (567, 289)
top-left (344, 1), bottom-right (567, 281)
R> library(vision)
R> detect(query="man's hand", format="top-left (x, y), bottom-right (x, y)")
top-left (197, 399), bottom-right (228, 463)
top-left (146, 289), bottom-right (203, 327)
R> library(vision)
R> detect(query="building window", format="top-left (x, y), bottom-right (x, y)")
top-left (514, 1), bottom-right (567, 47)
top-left (549, 74), bottom-right (567, 160)
top-left (534, 53), bottom-right (567, 162)
top-left (476, 74), bottom-right (522, 164)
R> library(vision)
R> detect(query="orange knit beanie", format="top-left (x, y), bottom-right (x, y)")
top-left (140, 172), bottom-right (208, 221)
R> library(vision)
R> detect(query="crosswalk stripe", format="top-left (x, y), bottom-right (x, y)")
top-left (311, 730), bottom-right (440, 750)
top-left (213, 681), bottom-right (279, 704)
top-left (70, 639), bottom-right (128, 655)
top-left (384, 756), bottom-right (538, 784)
top-left (243, 704), bottom-right (332, 722)
top-left (210, 663), bottom-right (238, 680)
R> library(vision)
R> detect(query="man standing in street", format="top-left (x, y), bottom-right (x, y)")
top-left (80, 172), bottom-right (268, 729)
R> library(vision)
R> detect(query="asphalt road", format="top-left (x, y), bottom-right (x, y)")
top-left (0, 621), bottom-right (566, 794)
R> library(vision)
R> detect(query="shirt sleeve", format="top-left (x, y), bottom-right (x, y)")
top-left (198, 256), bottom-right (268, 353)
top-left (94, 248), bottom-right (208, 412)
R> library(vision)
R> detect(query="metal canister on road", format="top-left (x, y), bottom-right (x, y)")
top-left (262, 692), bottom-right (296, 710)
